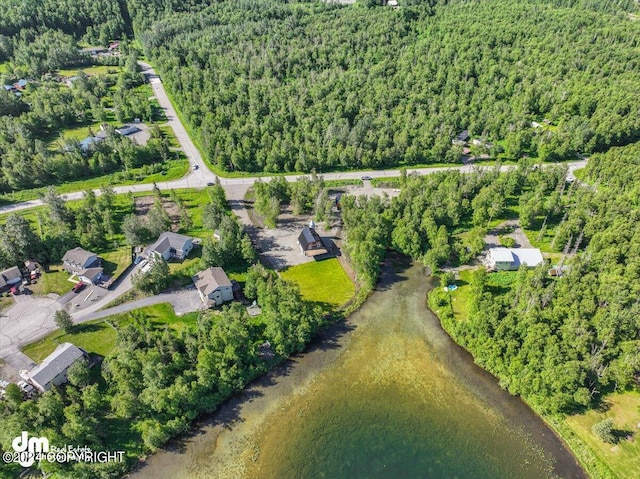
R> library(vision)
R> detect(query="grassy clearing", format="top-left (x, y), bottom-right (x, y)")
top-left (29, 266), bottom-right (74, 296)
top-left (22, 303), bottom-right (199, 362)
top-left (449, 269), bottom-right (472, 320)
top-left (280, 258), bottom-right (355, 308)
top-left (23, 320), bottom-right (117, 363)
top-left (58, 122), bottom-right (105, 142)
top-left (565, 391), bottom-right (640, 479)
top-left (57, 65), bottom-right (121, 77)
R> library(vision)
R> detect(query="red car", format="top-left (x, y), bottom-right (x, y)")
top-left (72, 282), bottom-right (86, 293)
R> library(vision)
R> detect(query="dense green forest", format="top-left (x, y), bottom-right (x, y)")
top-left (340, 144), bottom-right (640, 416)
top-left (138, 0), bottom-right (640, 172)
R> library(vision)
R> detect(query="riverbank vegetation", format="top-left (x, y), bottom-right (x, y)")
top-left (340, 143), bottom-right (640, 477)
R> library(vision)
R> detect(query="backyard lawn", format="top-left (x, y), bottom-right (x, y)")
top-left (565, 391), bottom-right (640, 479)
top-left (57, 65), bottom-right (121, 77)
top-left (280, 258), bottom-right (355, 308)
top-left (22, 303), bottom-right (199, 362)
top-left (29, 266), bottom-right (74, 296)
top-left (101, 246), bottom-right (132, 279)
top-left (23, 320), bottom-right (117, 363)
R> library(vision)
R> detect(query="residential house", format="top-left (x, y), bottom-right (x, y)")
top-left (488, 248), bottom-right (544, 271)
top-left (62, 247), bottom-right (100, 274)
top-left (452, 130), bottom-right (470, 145)
top-left (297, 226), bottom-right (327, 257)
top-left (24, 343), bottom-right (88, 392)
top-left (192, 267), bottom-right (234, 307)
top-left (62, 247), bottom-right (103, 284)
top-left (145, 232), bottom-right (194, 261)
top-left (0, 266), bottom-right (22, 292)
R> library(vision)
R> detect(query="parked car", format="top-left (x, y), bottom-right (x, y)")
top-left (17, 381), bottom-right (35, 394)
top-left (206, 182), bottom-right (215, 186)
top-left (72, 281), bottom-right (86, 293)
top-left (192, 164), bottom-right (199, 170)
top-left (134, 255), bottom-right (144, 265)
top-left (10, 286), bottom-right (19, 295)
top-left (361, 175), bottom-right (373, 181)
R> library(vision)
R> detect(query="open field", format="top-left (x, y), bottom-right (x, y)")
top-left (566, 391), bottom-right (640, 479)
top-left (22, 303), bottom-right (199, 362)
top-left (57, 65), bottom-right (121, 77)
top-left (280, 258), bottom-right (355, 307)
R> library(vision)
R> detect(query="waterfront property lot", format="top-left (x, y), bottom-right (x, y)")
top-left (280, 258), bottom-right (355, 308)
top-left (565, 391), bottom-right (640, 479)
top-left (22, 303), bottom-right (199, 362)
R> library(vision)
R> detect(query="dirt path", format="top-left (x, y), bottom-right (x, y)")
top-left (484, 219), bottom-right (532, 249)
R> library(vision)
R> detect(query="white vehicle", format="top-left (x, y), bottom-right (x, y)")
top-left (17, 381), bottom-right (35, 394)
top-left (192, 164), bottom-right (199, 170)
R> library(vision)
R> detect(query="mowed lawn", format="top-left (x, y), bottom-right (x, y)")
top-left (565, 391), bottom-right (640, 479)
top-left (280, 258), bottom-right (354, 307)
top-left (22, 303), bottom-right (199, 362)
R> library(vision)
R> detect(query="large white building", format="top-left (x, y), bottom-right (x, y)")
top-left (488, 248), bottom-right (544, 271)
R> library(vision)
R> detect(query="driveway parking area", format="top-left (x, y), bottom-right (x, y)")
top-left (0, 296), bottom-right (61, 370)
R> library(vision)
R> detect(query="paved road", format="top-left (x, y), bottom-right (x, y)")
top-left (0, 58), bottom-right (588, 215)
top-left (74, 287), bottom-right (203, 323)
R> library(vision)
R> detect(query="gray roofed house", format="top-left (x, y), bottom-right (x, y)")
top-left (0, 266), bottom-right (22, 291)
top-left (192, 266), bottom-right (233, 307)
top-left (488, 248), bottom-right (544, 271)
top-left (145, 232), bottom-right (194, 261)
top-left (62, 247), bottom-right (100, 274)
top-left (79, 267), bottom-right (103, 285)
top-left (297, 226), bottom-right (328, 257)
top-left (26, 343), bottom-right (88, 392)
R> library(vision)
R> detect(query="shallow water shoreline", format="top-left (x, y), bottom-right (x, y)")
top-left (127, 256), bottom-right (586, 479)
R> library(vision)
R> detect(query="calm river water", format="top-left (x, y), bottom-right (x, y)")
top-left (128, 257), bottom-right (585, 479)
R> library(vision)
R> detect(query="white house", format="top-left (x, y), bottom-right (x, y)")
top-left (145, 232), bottom-right (194, 261)
top-left (192, 267), bottom-right (234, 307)
top-left (25, 343), bottom-right (88, 392)
top-left (488, 248), bottom-right (544, 271)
